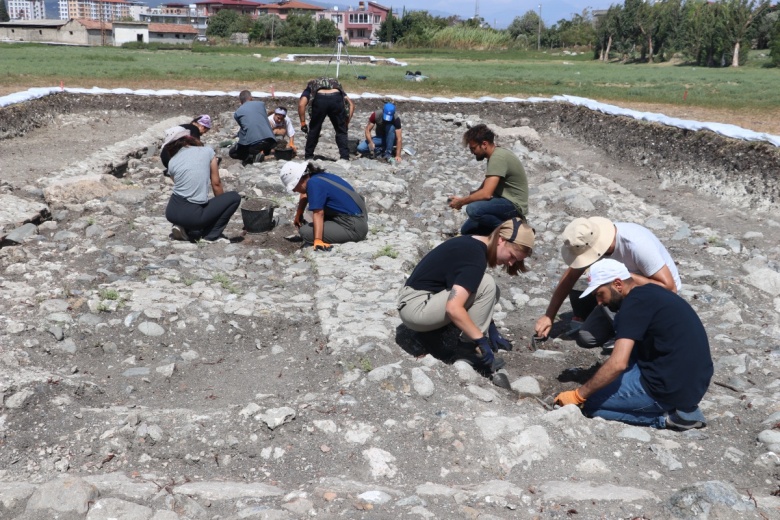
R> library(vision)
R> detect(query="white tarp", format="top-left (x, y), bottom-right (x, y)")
top-left (1, 87), bottom-right (778, 147)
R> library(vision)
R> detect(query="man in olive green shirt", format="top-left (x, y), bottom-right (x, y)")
top-left (448, 124), bottom-right (528, 235)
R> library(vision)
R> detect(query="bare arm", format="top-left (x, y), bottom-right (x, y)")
top-left (364, 121), bottom-right (376, 146)
top-left (534, 267), bottom-right (586, 337)
top-left (297, 97), bottom-right (308, 127)
top-left (209, 157), bottom-right (223, 196)
top-left (346, 96), bottom-right (354, 125)
top-left (631, 265), bottom-right (677, 293)
top-left (395, 128), bottom-right (403, 161)
top-left (577, 339), bottom-right (634, 399)
top-left (445, 284), bottom-right (483, 341)
top-left (294, 193), bottom-right (308, 228)
top-left (448, 176), bottom-right (501, 210)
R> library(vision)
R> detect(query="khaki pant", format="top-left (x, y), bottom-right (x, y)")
top-left (397, 274), bottom-right (498, 334)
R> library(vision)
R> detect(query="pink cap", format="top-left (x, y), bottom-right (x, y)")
top-left (196, 114), bottom-right (212, 129)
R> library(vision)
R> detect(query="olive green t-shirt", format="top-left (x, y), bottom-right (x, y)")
top-left (487, 147), bottom-right (528, 216)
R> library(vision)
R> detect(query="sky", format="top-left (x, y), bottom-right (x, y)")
top-left (383, 0), bottom-right (612, 29)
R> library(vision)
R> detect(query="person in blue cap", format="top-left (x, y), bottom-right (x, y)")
top-left (357, 102), bottom-right (403, 162)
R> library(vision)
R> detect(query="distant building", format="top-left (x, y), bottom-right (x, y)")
top-left (191, 0), bottom-right (265, 18)
top-left (257, 0), bottom-right (322, 20)
top-left (317, 1), bottom-right (388, 47)
top-left (57, 0), bottom-right (146, 21)
top-left (113, 19), bottom-right (198, 44)
top-left (0, 17), bottom-right (197, 45)
top-left (6, 0), bottom-right (46, 20)
top-left (140, 3), bottom-right (209, 37)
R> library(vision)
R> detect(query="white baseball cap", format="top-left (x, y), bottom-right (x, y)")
top-left (580, 259), bottom-right (631, 298)
top-left (280, 161), bottom-right (308, 193)
top-left (162, 125), bottom-right (190, 148)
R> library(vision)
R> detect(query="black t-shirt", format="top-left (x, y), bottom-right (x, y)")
top-left (615, 284), bottom-right (713, 409)
top-left (181, 123), bottom-right (202, 140)
top-left (405, 236), bottom-right (487, 294)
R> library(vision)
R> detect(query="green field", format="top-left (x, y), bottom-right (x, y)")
top-left (2, 43), bottom-right (780, 111)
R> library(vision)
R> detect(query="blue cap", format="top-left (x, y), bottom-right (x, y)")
top-left (382, 102), bottom-right (395, 122)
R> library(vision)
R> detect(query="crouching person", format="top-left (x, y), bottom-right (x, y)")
top-left (280, 161), bottom-right (368, 251)
top-left (165, 128), bottom-right (240, 242)
top-left (554, 259), bottom-right (713, 430)
top-left (397, 219), bottom-right (534, 373)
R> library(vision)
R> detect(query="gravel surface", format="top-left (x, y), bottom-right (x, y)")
top-left (0, 95), bottom-right (779, 519)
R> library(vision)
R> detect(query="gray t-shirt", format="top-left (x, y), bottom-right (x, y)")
top-left (612, 222), bottom-right (682, 291)
top-left (234, 100), bottom-right (274, 145)
top-left (169, 146), bottom-right (215, 204)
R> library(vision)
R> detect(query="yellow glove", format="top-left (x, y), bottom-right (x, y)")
top-left (554, 389), bottom-right (586, 407)
top-left (313, 239), bottom-right (332, 252)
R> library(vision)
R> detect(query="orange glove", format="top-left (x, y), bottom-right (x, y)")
top-left (555, 389), bottom-right (586, 407)
top-left (313, 239), bottom-right (332, 252)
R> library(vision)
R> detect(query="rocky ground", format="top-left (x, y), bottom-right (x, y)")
top-left (0, 94), bottom-right (780, 519)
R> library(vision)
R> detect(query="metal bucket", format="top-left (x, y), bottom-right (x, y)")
top-left (240, 198), bottom-right (277, 233)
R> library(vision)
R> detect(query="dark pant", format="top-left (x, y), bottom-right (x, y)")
top-left (306, 92), bottom-right (349, 160)
top-left (229, 138), bottom-right (276, 161)
top-left (166, 192), bottom-right (241, 240)
top-left (460, 197), bottom-right (521, 236)
top-left (298, 212), bottom-right (368, 244)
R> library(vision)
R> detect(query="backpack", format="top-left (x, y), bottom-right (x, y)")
top-left (306, 77), bottom-right (350, 116)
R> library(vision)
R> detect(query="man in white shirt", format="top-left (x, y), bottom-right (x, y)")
top-left (268, 106), bottom-right (296, 151)
top-left (534, 216), bottom-right (681, 349)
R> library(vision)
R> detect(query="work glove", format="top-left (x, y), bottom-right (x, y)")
top-left (554, 389), bottom-right (586, 407)
top-left (473, 336), bottom-right (495, 370)
top-left (488, 321), bottom-right (513, 352)
top-left (301, 124), bottom-right (309, 136)
top-left (313, 239), bottom-right (332, 252)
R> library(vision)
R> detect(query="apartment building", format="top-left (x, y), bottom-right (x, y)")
top-left (5, 0), bottom-right (46, 20)
top-left (57, 0), bottom-right (146, 21)
top-left (316, 1), bottom-right (389, 47)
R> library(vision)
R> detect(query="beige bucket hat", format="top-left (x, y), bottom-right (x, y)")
top-left (560, 216), bottom-right (615, 269)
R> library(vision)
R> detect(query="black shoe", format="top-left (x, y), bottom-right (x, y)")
top-left (256, 152), bottom-right (265, 163)
top-left (171, 225), bottom-right (190, 241)
top-left (242, 155), bottom-right (255, 166)
top-left (304, 155), bottom-right (314, 160)
top-left (665, 410), bottom-right (706, 431)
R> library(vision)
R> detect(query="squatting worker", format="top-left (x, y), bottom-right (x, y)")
top-left (534, 216), bottom-right (681, 350)
top-left (268, 106), bottom-right (296, 151)
top-left (160, 115), bottom-right (212, 169)
top-left (297, 77), bottom-right (355, 161)
top-left (554, 259), bottom-right (712, 431)
top-left (357, 102), bottom-right (403, 162)
top-left (164, 127), bottom-right (240, 242)
top-left (448, 124), bottom-right (528, 236)
top-left (279, 161), bottom-right (368, 251)
top-left (397, 219), bottom-right (535, 373)
top-left (229, 90), bottom-right (276, 166)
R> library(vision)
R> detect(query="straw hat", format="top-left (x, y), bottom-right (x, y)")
top-left (560, 217), bottom-right (615, 269)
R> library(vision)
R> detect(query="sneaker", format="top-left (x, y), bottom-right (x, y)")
top-left (171, 225), bottom-right (189, 241)
top-left (242, 154), bottom-right (255, 166)
top-left (256, 152), bottom-right (265, 163)
top-left (665, 409), bottom-right (706, 431)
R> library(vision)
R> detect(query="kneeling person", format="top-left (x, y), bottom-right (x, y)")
top-left (280, 161), bottom-right (368, 251)
top-left (554, 259), bottom-right (713, 430)
top-left (397, 219), bottom-right (534, 372)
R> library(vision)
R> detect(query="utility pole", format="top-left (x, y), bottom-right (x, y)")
top-left (537, 4), bottom-right (541, 51)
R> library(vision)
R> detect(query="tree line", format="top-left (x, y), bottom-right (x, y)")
top-left (202, 2), bottom-right (780, 67)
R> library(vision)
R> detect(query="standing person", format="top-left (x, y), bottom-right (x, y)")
top-left (165, 127), bottom-right (240, 242)
top-left (554, 259), bottom-right (712, 431)
top-left (397, 219), bottom-right (535, 372)
top-left (297, 77), bottom-right (355, 161)
top-left (160, 115), bottom-right (211, 169)
top-left (448, 124), bottom-right (528, 236)
top-left (279, 161), bottom-right (367, 251)
top-left (357, 102), bottom-right (403, 162)
top-left (534, 216), bottom-right (681, 349)
top-left (229, 90), bottom-right (276, 166)
top-left (268, 106), bottom-right (296, 151)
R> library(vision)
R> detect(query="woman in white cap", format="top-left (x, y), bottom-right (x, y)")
top-left (279, 161), bottom-right (367, 251)
top-left (396, 218), bottom-right (534, 372)
top-left (165, 129), bottom-right (240, 242)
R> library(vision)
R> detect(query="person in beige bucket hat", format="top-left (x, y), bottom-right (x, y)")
top-left (534, 216), bottom-right (681, 349)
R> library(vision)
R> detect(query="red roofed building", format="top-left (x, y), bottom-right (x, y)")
top-left (317, 1), bottom-right (389, 47)
top-left (191, 0), bottom-right (265, 18)
top-left (257, 0), bottom-right (323, 20)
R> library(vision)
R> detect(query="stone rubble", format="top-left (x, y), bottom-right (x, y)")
top-left (0, 103), bottom-right (778, 519)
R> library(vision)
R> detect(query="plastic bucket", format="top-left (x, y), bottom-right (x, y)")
top-left (240, 198), bottom-right (277, 233)
top-left (274, 148), bottom-right (295, 161)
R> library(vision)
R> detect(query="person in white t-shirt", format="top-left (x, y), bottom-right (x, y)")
top-left (534, 216), bottom-right (681, 349)
top-left (268, 106), bottom-right (296, 151)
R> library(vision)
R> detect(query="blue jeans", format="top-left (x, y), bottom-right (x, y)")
top-left (357, 124), bottom-right (397, 157)
top-left (582, 363), bottom-right (672, 428)
top-left (460, 197), bottom-right (519, 236)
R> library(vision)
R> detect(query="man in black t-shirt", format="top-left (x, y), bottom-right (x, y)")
top-left (554, 259), bottom-right (713, 431)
